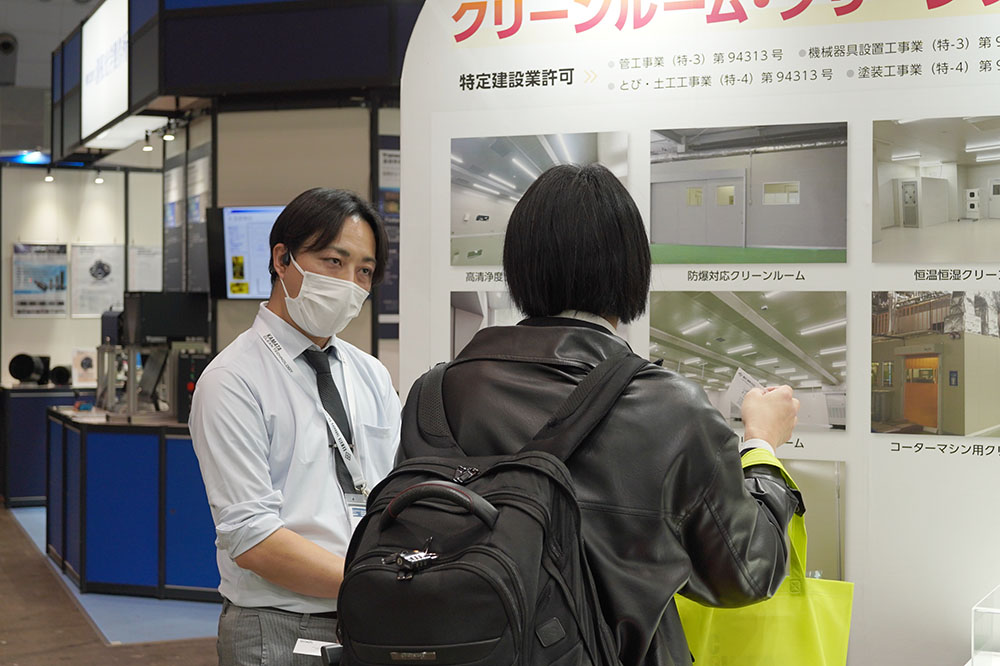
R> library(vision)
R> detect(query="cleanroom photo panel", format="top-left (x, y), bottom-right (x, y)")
top-left (649, 291), bottom-right (847, 433)
top-left (873, 116), bottom-right (1000, 263)
top-left (450, 132), bottom-right (628, 266)
top-left (872, 291), bottom-right (1000, 438)
top-left (450, 291), bottom-right (522, 359)
top-left (649, 122), bottom-right (847, 264)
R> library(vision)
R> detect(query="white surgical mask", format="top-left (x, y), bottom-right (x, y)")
top-left (279, 254), bottom-right (369, 337)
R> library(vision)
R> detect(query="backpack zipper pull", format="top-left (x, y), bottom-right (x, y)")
top-left (453, 465), bottom-right (480, 484)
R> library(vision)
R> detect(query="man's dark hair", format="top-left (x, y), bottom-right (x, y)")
top-left (268, 188), bottom-right (388, 286)
top-left (503, 163), bottom-right (651, 324)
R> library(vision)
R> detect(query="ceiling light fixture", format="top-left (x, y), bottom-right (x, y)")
top-left (775, 368), bottom-right (796, 375)
top-left (832, 360), bottom-right (847, 368)
top-left (450, 154), bottom-right (464, 164)
top-left (975, 152), bottom-right (1000, 163)
top-left (891, 152), bottom-right (921, 161)
top-left (965, 140), bottom-right (1000, 152)
top-left (727, 343), bottom-right (754, 354)
top-left (142, 131), bottom-right (153, 152)
top-left (44, 168), bottom-right (54, 183)
top-left (754, 358), bottom-right (779, 366)
top-left (819, 345), bottom-right (847, 355)
top-left (94, 170), bottom-right (104, 185)
top-left (713, 366), bottom-right (730, 373)
top-left (800, 319), bottom-right (847, 335)
top-left (472, 183), bottom-right (501, 195)
top-left (680, 320), bottom-right (710, 336)
top-left (487, 173), bottom-right (516, 189)
top-left (556, 134), bottom-right (573, 164)
top-left (162, 121), bottom-right (176, 142)
top-left (789, 374), bottom-right (809, 381)
top-left (682, 357), bottom-right (703, 365)
top-left (511, 157), bottom-right (538, 179)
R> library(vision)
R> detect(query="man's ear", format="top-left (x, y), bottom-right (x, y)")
top-left (273, 243), bottom-right (291, 277)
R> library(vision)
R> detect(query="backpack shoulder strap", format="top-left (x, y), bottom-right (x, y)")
top-left (525, 349), bottom-right (648, 462)
top-left (415, 362), bottom-right (461, 448)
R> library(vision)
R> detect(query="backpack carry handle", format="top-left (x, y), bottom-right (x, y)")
top-left (380, 481), bottom-right (500, 531)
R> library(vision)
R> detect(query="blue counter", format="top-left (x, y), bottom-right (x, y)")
top-left (46, 407), bottom-right (220, 601)
top-left (1, 386), bottom-right (94, 507)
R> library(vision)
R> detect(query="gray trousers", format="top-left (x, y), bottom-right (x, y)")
top-left (217, 599), bottom-right (338, 666)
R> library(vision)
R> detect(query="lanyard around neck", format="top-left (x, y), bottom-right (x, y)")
top-left (253, 319), bottom-right (369, 495)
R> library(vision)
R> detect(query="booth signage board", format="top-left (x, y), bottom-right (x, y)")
top-left (399, 3), bottom-right (1000, 665)
top-left (81, 0), bottom-right (129, 140)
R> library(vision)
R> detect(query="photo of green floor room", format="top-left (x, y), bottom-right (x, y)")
top-left (649, 123), bottom-right (847, 263)
top-left (871, 291), bottom-right (1000, 437)
top-left (649, 291), bottom-right (847, 432)
top-left (450, 132), bottom-right (628, 266)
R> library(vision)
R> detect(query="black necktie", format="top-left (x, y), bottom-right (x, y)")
top-left (301, 348), bottom-right (356, 493)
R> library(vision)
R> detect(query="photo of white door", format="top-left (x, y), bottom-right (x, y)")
top-left (650, 177), bottom-right (745, 246)
top-left (990, 179), bottom-right (1000, 219)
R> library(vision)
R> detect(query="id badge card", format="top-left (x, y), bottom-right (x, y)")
top-left (345, 493), bottom-right (367, 532)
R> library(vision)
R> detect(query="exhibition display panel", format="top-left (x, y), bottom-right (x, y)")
top-left (400, 3), bottom-right (1000, 664)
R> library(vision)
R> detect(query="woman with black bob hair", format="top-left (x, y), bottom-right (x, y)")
top-left (398, 164), bottom-right (802, 666)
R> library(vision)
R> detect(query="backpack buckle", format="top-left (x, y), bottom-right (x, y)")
top-left (452, 466), bottom-right (480, 484)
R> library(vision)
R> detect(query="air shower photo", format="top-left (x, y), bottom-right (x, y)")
top-left (873, 117), bottom-right (1000, 263)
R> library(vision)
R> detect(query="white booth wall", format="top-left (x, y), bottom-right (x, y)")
top-left (1, 165), bottom-right (162, 385)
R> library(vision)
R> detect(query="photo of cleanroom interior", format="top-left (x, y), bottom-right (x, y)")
top-left (873, 117), bottom-right (1000, 262)
top-left (450, 291), bottom-right (522, 359)
top-left (649, 122), bottom-right (847, 264)
top-left (872, 291), bottom-right (1000, 437)
top-left (450, 132), bottom-right (628, 265)
top-left (649, 291), bottom-right (847, 431)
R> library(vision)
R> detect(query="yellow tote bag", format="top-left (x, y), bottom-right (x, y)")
top-left (675, 452), bottom-right (854, 666)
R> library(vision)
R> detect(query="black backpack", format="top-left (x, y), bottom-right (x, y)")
top-left (336, 349), bottom-right (647, 666)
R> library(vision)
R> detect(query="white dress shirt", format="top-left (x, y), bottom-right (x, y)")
top-left (189, 303), bottom-right (401, 612)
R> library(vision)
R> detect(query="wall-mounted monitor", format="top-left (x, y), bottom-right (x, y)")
top-left (207, 206), bottom-right (284, 300)
top-left (81, 0), bottom-right (129, 140)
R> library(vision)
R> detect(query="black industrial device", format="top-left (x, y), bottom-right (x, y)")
top-left (122, 292), bottom-right (210, 344)
top-left (175, 353), bottom-right (211, 423)
top-left (8, 354), bottom-right (50, 385)
top-left (49, 365), bottom-right (72, 386)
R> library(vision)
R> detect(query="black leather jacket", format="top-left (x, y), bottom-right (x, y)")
top-left (398, 319), bottom-right (801, 666)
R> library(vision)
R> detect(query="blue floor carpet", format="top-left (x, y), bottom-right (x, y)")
top-left (10, 507), bottom-right (220, 645)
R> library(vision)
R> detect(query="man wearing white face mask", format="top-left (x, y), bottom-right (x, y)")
top-left (189, 188), bottom-right (401, 666)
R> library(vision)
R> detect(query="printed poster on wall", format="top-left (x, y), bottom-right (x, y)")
top-left (399, 4), bottom-right (1000, 666)
top-left (71, 244), bottom-right (125, 317)
top-left (12, 243), bottom-right (68, 318)
top-left (128, 245), bottom-right (163, 292)
top-left (378, 138), bottom-right (401, 339)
